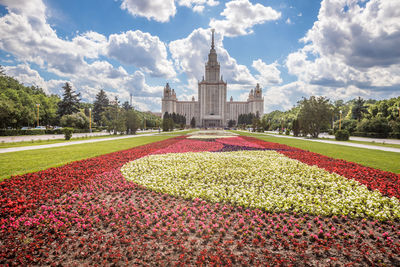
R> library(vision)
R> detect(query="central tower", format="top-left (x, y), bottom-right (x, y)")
top-left (198, 29), bottom-right (227, 127)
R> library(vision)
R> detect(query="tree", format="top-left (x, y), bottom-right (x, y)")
top-left (126, 109), bottom-right (140, 134)
top-left (351, 97), bottom-right (368, 122)
top-left (292, 119), bottom-right (300, 137)
top-left (57, 82), bottom-right (80, 117)
top-left (0, 65), bottom-right (5, 76)
top-left (93, 89), bottom-right (109, 125)
top-left (122, 101), bottom-right (132, 111)
top-left (227, 119), bottom-right (236, 128)
top-left (60, 112), bottom-right (89, 129)
top-left (190, 117), bottom-right (196, 128)
top-left (297, 96), bottom-right (332, 138)
top-left (102, 97), bottom-right (126, 134)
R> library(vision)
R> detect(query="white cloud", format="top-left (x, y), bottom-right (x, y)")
top-left (252, 59), bottom-right (282, 86)
top-left (120, 0), bottom-right (176, 23)
top-left (209, 0), bottom-right (281, 37)
top-left (286, 0), bottom-right (400, 95)
top-left (178, 0), bottom-right (219, 13)
top-left (0, 0), bottom-right (176, 112)
top-left (107, 30), bottom-right (176, 78)
top-left (285, 18), bottom-right (292, 24)
top-left (4, 64), bottom-right (49, 93)
top-left (169, 27), bottom-right (256, 92)
top-left (3, 63), bottom-right (71, 95)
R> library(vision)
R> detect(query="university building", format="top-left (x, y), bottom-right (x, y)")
top-left (161, 30), bottom-right (264, 127)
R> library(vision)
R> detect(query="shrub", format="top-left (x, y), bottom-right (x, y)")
top-left (356, 117), bottom-right (391, 138)
top-left (63, 127), bottom-right (74, 140)
top-left (285, 129), bottom-right (290, 135)
top-left (335, 129), bottom-right (350, 141)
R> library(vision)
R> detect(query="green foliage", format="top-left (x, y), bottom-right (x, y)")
top-left (60, 112), bottom-right (89, 129)
top-left (0, 75), bottom-right (59, 128)
top-left (190, 117), bottom-right (196, 128)
top-left (92, 89), bottom-right (109, 125)
top-left (63, 127), bottom-right (74, 140)
top-left (162, 112), bottom-right (175, 131)
top-left (101, 97), bottom-right (126, 134)
top-left (351, 97), bottom-right (368, 122)
top-left (356, 117), bottom-right (391, 138)
top-left (334, 119), bottom-right (357, 134)
top-left (335, 130), bottom-right (350, 141)
top-left (238, 113), bottom-right (256, 126)
top-left (227, 119), bottom-right (236, 128)
top-left (126, 109), bottom-right (140, 134)
top-left (292, 119), bottom-right (300, 137)
top-left (57, 82), bottom-right (81, 117)
top-left (285, 129), bottom-right (290, 135)
top-left (297, 96), bottom-right (332, 138)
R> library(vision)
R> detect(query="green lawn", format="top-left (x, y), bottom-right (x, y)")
top-left (233, 131), bottom-right (400, 174)
top-left (0, 134), bottom-right (116, 148)
top-left (0, 130), bottom-right (196, 149)
top-left (0, 135), bottom-right (174, 180)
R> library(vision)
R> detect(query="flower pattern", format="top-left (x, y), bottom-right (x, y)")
top-left (0, 135), bottom-right (399, 265)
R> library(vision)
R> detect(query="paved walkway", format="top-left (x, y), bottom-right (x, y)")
top-left (0, 130), bottom-right (160, 143)
top-left (0, 133), bottom-right (162, 154)
top-left (259, 131), bottom-right (400, 153)
top-left (0, 129), bottom-right (190, 154)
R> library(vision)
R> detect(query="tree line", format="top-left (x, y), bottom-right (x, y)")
top-left (0, 72), bottom-right (161, 135)
top-left (259, 96), bottom-right (400, 139)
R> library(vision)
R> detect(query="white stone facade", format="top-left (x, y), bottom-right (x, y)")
top-left (162, 30), bottom-right (264, 127)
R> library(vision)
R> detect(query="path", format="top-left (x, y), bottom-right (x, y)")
top-left (257, 131), bottom-right (400, 153)
top-left (0, 131), bottom-right (186, 154)
top-left (0, 130), bottom-right (160, 143)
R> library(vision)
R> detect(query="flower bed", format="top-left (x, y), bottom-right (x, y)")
top-left (122, 150), bottom-right (400, 220)
top-left (243, 136), bottom-right (400, 199)
top-left (0, 134), bottom-right (399, 265)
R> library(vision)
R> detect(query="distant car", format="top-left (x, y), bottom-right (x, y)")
top-left (34, 126), bottom-right (46, 130)
top-left (53, 126), bottom-right (63, 130)
top-left (21, 127), bottom-right (31, 130)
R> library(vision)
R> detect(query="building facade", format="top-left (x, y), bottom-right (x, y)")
top-left (162, 29), bottom-right (264, 127)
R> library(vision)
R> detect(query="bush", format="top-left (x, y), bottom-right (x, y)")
top-left (60, 112), bottom-right (89, 129)
top-left (63, 127), bottom-right (74, 140)
top-left (335, 129), bottom-right (350, 141)
top-left (333, 119), bottom-right (357, 134)
top-left (285, 129), bottom-right (290, 135)
top-left (356, 117), bottom-right (391, 138)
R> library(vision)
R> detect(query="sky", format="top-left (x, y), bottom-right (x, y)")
top-left (0, 0), bottom-right (399, 113)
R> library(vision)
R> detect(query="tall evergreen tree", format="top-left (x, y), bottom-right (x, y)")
top-left (93, 89), bottom-right (109, 124)
top-left (57, 82), bottom-right (81, 117)
top-left (351, 97), bottom-right (368, 122)
top-left (190, 117), bottom-right (196, 128)
top-left (0, 65), bottom-right (5, 76)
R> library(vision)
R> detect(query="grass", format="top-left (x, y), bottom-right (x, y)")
top-left (0, 130), bottom-right (196, 149)
top-left (233, 131), bottom-right (400, 174)
top-left (0, 134), bottom-right (116, 148)
top-left (0, 135), bottom-right (174, 180)
top-left (347, 140), bottom-right (400, 149)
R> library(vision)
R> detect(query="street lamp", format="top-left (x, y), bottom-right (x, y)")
top-left (339, 110), bottom-right (342, 131)
top-left (89, 108), bottom-right (92, 133)
top-left (36, 103), bottom-right (40, 127)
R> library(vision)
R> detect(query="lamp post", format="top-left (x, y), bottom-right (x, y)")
top-left (89, 108), bottom-right (92, 133)
top-left (36, 103), bottom-right (40, 127)
top-left (339, 110), bottom-right (342, 131)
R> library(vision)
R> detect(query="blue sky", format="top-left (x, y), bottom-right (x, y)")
top-left (0, 0), bottom-right (399, 112)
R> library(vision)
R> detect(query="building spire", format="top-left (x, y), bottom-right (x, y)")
top-left (211, 28), bottom-right (215, 49)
